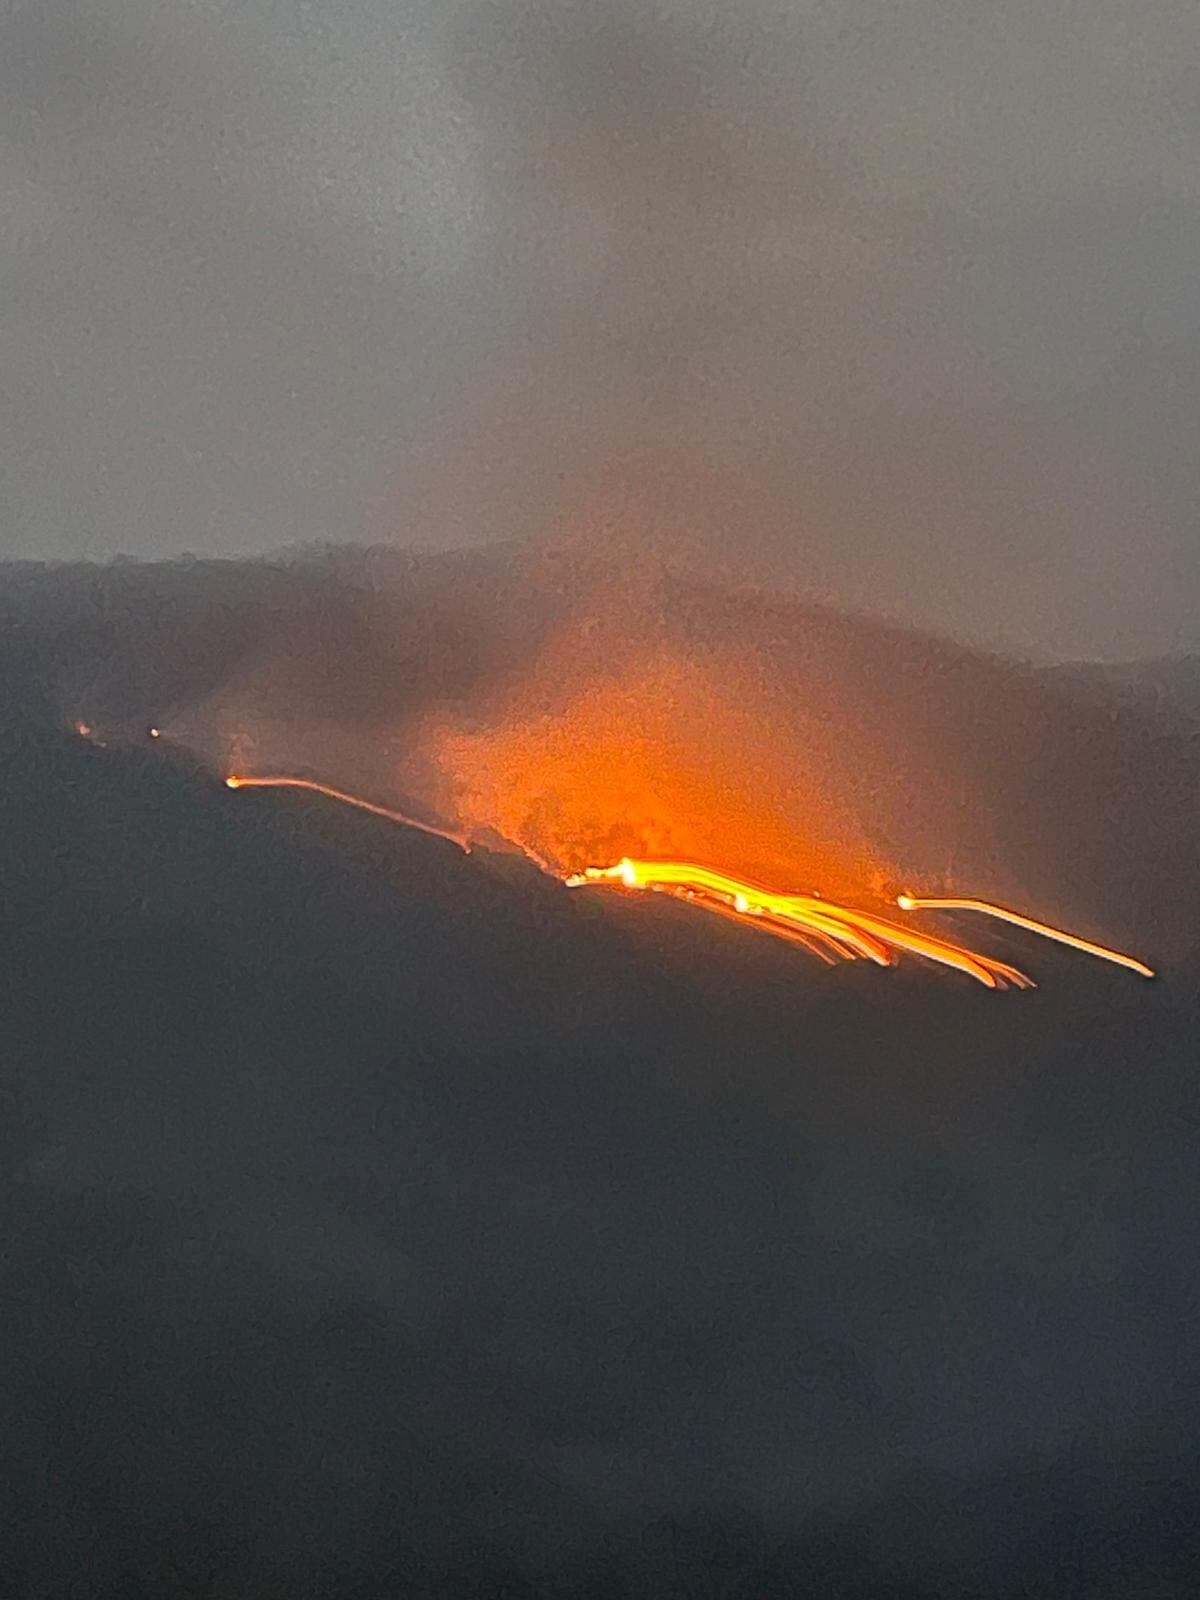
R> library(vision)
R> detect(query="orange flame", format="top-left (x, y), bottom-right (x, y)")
top-left (419, 648), bottom-right (887, 899)
top-left (570, 859), bottom-right (1035, 990)
top-left (214, 773), bottom-right (1153, 990)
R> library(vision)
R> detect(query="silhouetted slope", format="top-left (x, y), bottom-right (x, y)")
top-left (0, 653), bottom-right (1198, 1596)
top-left (659, 575), bottom-right (1200, 962)
top-left (0, 555), bottom-right (321, 729)
top-left (1051, 653), bottom-right (1200, 720)
top-left (7, 549), bottom-right (1193, 965)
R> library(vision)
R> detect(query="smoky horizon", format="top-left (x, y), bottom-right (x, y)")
top-left (3, 0), bottom-right (1199, 662)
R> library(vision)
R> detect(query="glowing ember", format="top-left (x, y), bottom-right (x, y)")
top-left (570, 859), bottom-right (1035, 989)
top-left (896, 894), bottom-right (1154, 979)
top-left (224, 774), bottom-right (469, 851)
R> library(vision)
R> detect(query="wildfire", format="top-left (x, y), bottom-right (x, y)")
top-left (216, 768), bottom-right (1155, 992)
top-left (418, 649), bottom-right (886, 899)
top-left (569, 859), bottom-right (1036, 990)
top-left (224, 774), bottom-right (469, 851)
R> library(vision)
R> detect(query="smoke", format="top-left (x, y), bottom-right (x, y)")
top-left (15, 543), bottom-right (1198, 972)
top-left (3, 0), bottom-right (1200, 656)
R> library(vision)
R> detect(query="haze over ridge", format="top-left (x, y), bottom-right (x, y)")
top-left (4, 0), bottom-right (1199, 658)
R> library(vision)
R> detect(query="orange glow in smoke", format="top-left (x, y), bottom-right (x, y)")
top-left (218, 759), bottom-right (1155, 991)
top-left (206, 586), bottom-right (1154, 995)
top-left (419, 649), bottom-right (887, 899)
top-left (216, 767), bottom-right (1154, 990)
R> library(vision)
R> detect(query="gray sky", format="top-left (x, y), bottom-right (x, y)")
top-left (3, 0), bottom-right (1198, 659)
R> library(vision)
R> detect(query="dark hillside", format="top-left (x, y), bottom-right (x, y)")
top-left (0, 624), bottom-right (1196, 1595)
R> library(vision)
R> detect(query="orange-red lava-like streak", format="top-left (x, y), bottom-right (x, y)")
top-left (569, 859), bottom-right (1035, 990)
top-left (219, 772), bottom-right (1149, 988)
top-left (225, 774), bottom-right (469, 852)
top-left (897, 894), bottom-right (1155, 979)
top-left (680, 893), bottom-right (843, 965)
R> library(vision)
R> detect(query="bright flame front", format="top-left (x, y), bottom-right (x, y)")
top-left (568, 858), bottom-right (1036, 989)
top-left (218, 772), bottom-right (1155, 992)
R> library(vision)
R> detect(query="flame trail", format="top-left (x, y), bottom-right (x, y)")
top-left (696, 899), bottom-right (842, 965)
top-left (896, 894), bottom-right (1155, 979)
top-left (215, 770), bottom-right (1149, 990)
top-left (224, 774), bottom-right (469, 851)
top-left (569, 859), bottom-right (1035, 990)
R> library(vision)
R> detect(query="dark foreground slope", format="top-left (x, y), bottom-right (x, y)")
top-left (1, 644), bottom-right (1198, 1597)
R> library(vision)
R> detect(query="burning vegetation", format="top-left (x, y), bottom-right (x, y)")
top-left (63, 543), bottom-right (1164, 991)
